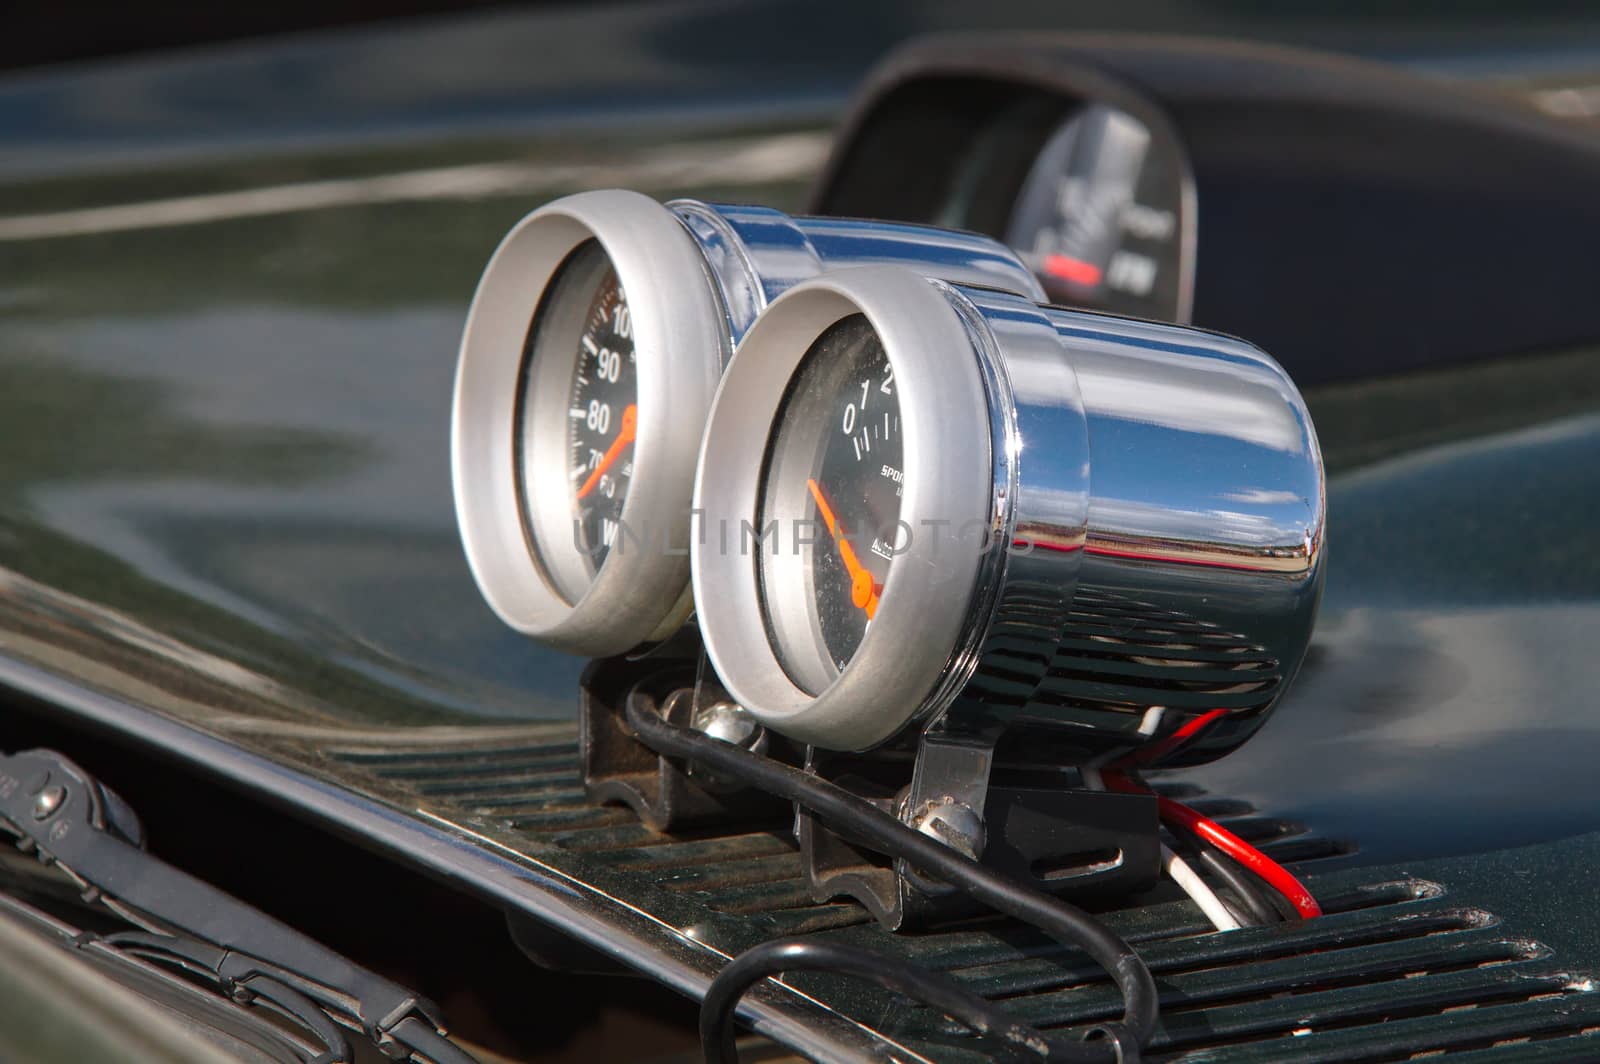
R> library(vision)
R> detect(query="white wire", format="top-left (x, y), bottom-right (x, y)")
top-left (1162, 844), bottom-right (1241, 932)
top-left (1080, 765), bottom-right (1240, 933)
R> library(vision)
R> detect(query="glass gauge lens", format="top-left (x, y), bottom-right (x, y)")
top-left (757, 315), bottom-right (902, 694)
top-left (515, 240), bottom-right (637, 604)
top-left (1005, 103), bottom-right (1186, 320)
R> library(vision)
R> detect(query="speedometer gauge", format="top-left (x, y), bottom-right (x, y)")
top-left (695, 266), bottom-right (1324, 757)
top-left (456, 192), bottom-right (723, 655)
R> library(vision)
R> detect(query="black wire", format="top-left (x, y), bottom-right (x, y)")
top-left (1161, 820), bottom-right (1298, 926)
top-left (1188, 843), bottom-right (1284, 926)
top-left (701, 939), bottom-right (1055, 1064)
top-left (1217, 844), bottom-right (1301, 924)
top-left (108, 931), bottom-right (353, 1063)
top-left (389, 1016), bottom-right (481, 1064)
top-left (0, 893), bottom-right (322, 1063)
top-left (109, 931), bottom-right (478, 1064)
top-left (624, 692), bottom-right (1157, 1063)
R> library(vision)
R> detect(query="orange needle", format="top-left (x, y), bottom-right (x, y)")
top-left (576, 404), bottom-right (637, 500)
top-left (806, 477), bottom-right (880, 620)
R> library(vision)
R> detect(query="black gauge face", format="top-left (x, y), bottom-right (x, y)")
top-left (757, 316), bottom-right (902, 693)
top-left (565, 267), bottom-right (636, 567)
top-left (1005, 103), bottom-right (1188, 321)
top-left (515, 241), bottom-right (638, 603)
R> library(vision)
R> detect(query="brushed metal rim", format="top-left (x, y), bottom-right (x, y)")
top-left (693, 267), bottom-right (992, 751)
top-left (453, 189), bottom-right (725, 655)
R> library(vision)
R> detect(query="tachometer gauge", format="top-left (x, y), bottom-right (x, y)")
top-left (453, 191), bottom-right (1042, 656)
top-left (694, 266), bottom-right (1324, 756)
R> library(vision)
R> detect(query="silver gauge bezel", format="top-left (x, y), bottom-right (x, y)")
top-left (693, 268), bottom-right (996, 751)
top-left (453, 189), bottom-right (726, 655)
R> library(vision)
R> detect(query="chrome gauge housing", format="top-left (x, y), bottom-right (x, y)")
top-left (694, 266), bottom-right (1325, 757)
top-left (453, 191), bottom-right (1043, 656)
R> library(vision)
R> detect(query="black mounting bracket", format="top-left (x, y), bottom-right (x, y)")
top-left (799, 728), bottom-right (1162, 930)
top-left (579, 652), bottom-right (788, 832)
top-left (579, 652), bottom-right (1161, 929)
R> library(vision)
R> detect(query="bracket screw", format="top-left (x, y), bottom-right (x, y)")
top-left (690, 700), bottom-right (765, 750)
top-left (900, 797), bottom-right (987, 896)
top-left (684, 700), bottom-right (767, 791)
top-left (910, 798), bottom-right (986, 862)
top-left (32, 786), bottom-right (65, 821)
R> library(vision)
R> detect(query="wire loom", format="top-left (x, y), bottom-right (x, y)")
top-left (624, 689), bottom-right (1334, 1062)
top-left (624, 691), bottom-right (1162, 1064)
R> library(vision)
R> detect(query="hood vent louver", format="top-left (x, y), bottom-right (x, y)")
top-left (319, 726), bottom-right (1600, 1061)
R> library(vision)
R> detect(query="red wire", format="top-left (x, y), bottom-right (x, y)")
top-left (1102, 770), bottom-right (1324, 920)
top-left (1119, 708), bottom-right (1232, 767)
